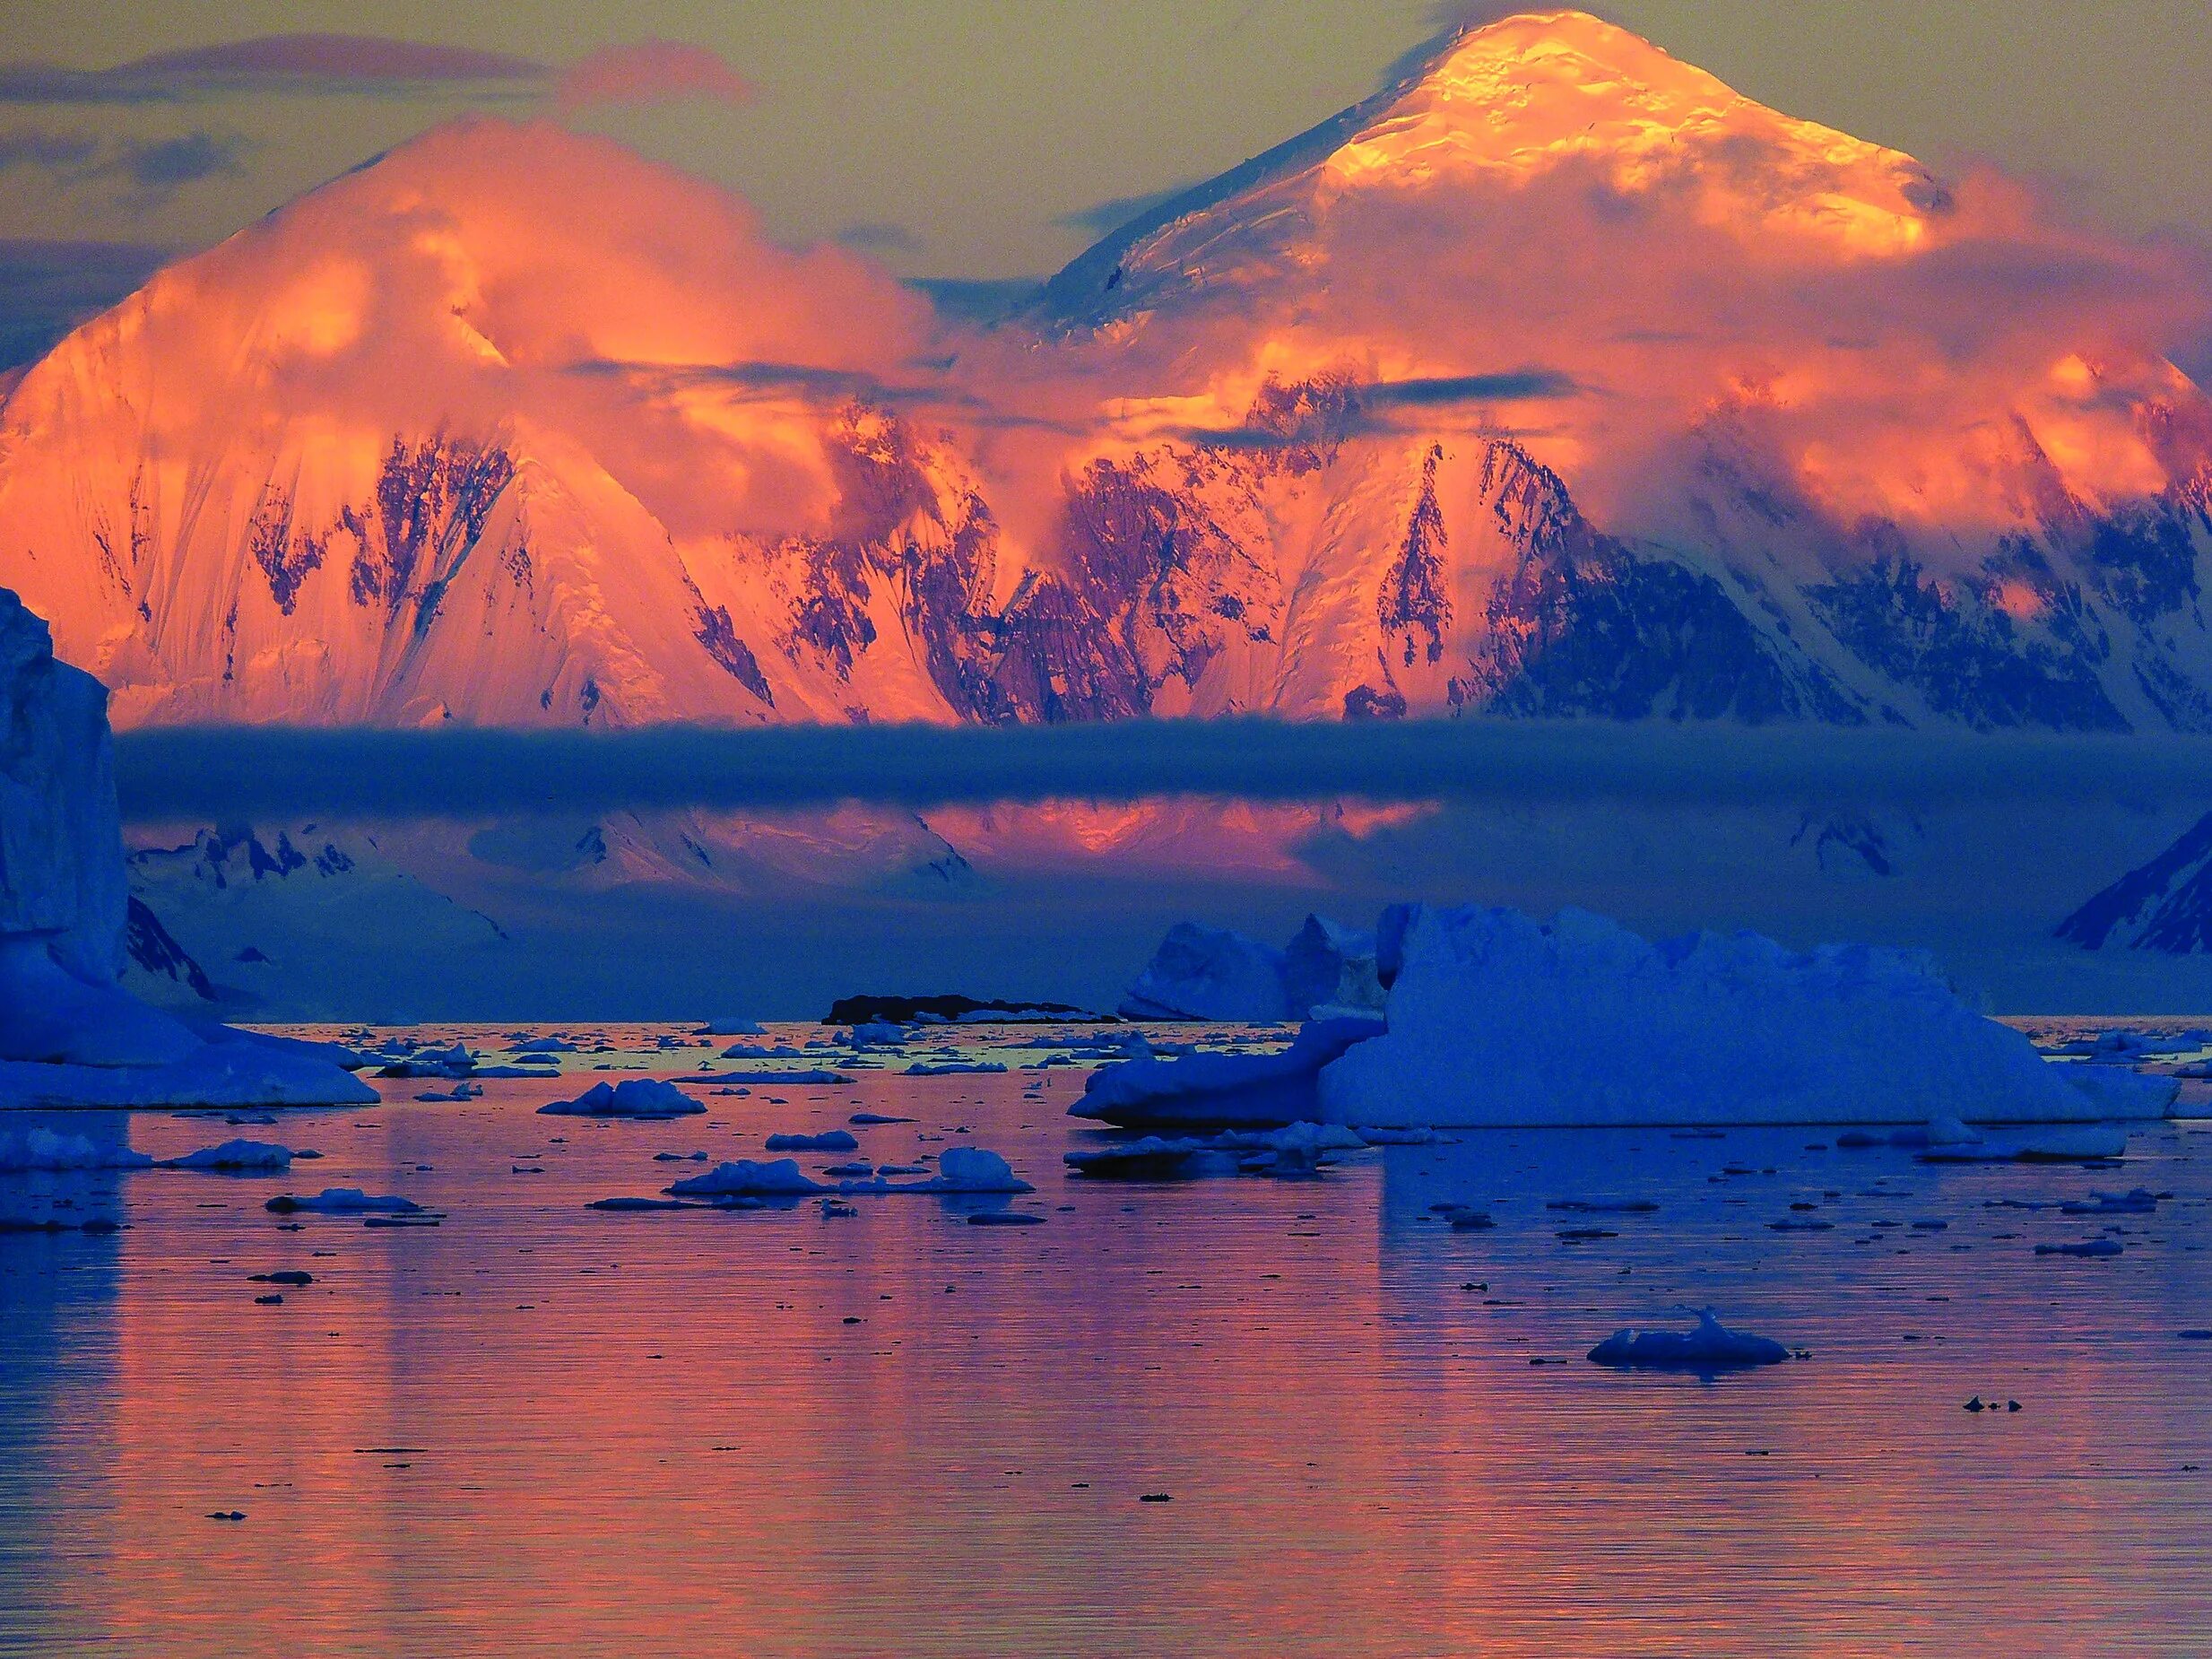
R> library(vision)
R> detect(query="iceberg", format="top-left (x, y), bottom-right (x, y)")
top-left (1119, 915), bottom-right (1387, 1023)
top-left (1279, 916), bottom-right (1384, 1021)
top-left (1119, 923), bottom-right (1292, 1021)
top-left (0, 1033), bottom-right (378, 1109)
top-left (0, 588), bottom-right (370, 1109)
top-left (1318, 907), bottom-right (2164, 1130)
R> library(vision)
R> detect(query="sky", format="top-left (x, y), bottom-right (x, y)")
top-left (0, 0), bottom-right (2208, 304)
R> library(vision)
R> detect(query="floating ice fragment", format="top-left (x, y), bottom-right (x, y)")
top-left (1587, 1310), bottom-right (1791, 1370)
top-left (667, 1159), bottom-right (824, 1197)
top-left (265, 1188), bottom-right (422, 1215)
top-left (160, 1139), bottom-right (293, 1172)
top-left (537, 1079), bottom-right (705, 1118)
top-left (0, 1125), bottom-right (153, 1171)
top-left (2060, 1188), bottom-right (2157, 1216)
top-left (924, 1147), bottom-right (1031, 1193)
top-left (764, 1130), bottom-right (860, 1152)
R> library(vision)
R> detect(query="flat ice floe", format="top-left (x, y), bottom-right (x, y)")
top-left (158, 1139), bottom-right (295, 1171)
top-left (265, 1187), bottom-right (422, 1215)
top-left (1316, 907), bottom-right (2173, 1130)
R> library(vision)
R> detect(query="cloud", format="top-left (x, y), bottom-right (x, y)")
top-left (0, 122), bottom-right (248, 206)
top-left (0, 35), bottom-right (546, 104)
top-left (1368, 370), bottom-right (1583, 406)
top-left (109, 718), bottom-right (2212, 824)
top-left (834, 221), bottom-right (922, 256)
top-left (1159, 369), bottom-right (1585, 448)
top-left (1054, 183), bottom-right (1199, 239)
top-left (0, 127), bottom-right (96, 169)
top-left (93, 131), bottom-right (248, 195)
top-left (555, 40), bottom-right (751, 114)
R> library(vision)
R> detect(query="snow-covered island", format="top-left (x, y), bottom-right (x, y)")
top-left (0, 589), bottom-right (373, 1109)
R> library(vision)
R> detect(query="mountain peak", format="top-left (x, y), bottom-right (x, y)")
top-left (1408, 9), bottom-right (1688, 85)
top-left (1039, 11), bottom-right (1950, 327)
top-left (1335, 9), bottom-right (1940, 252)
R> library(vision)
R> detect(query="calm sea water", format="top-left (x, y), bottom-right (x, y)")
top-left (2, 1021), bottom-right (2209, 1657)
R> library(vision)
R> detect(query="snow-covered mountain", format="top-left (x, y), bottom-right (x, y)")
top-left (2057, 813), bottom-right (2212, 953)
top-left (1, 12), bottom-right (2207, 734)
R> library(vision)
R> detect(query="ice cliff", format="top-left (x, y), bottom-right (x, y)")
top-left (0, 588), bottom-right (372, 1107)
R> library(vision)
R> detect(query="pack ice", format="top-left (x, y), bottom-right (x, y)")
top-left (0, 589), bottom-right (371, 1109)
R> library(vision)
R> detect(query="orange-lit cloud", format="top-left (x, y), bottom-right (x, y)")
top-left (555, 40), bottom-right (752, 116)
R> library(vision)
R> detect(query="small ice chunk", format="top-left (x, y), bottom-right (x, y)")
top-left (160, 1139), bottom-right (293, 1172)
top-left (265, 1188), bottom-right (421, 1215)
top-left (1587, 1310), bottom-right (1791, 1370)
top-left (667, 1159), bottom-right (825, 1197)
top-left (2060, 1188), bottom-right (2157, 1216)
top-left (537, 1079), bottom-right (705, 1118)
top-left (764, 1130), bottom-right (860, 1152)
top-left (0, 1124), bottom-right (152, 1171)
top-left (2034, 1238), bottom-right (2125, 1258)
top-left (920, 1146), bottom-right (1031, 1193)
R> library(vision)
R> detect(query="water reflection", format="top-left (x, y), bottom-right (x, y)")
top-left (0, 1038), bottom-right (2206, 1655)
